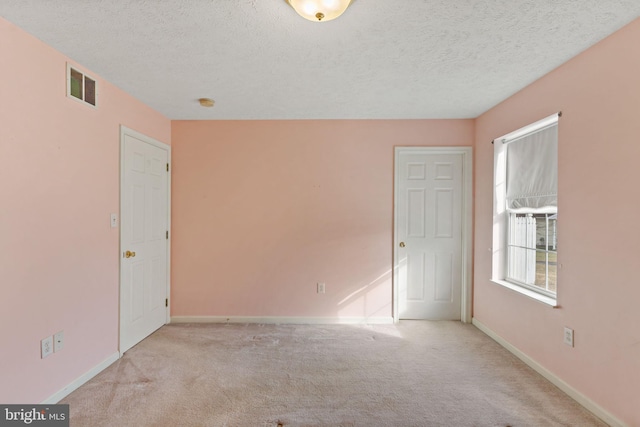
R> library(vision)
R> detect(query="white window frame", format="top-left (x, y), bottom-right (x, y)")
top-left (491, 113), bottom-right (559, 307)
top-left (506, 212), bottom-right (557, 297)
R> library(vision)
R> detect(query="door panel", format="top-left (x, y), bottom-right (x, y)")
top-left (397, 150), bottom-right (463, 320)
top-left (120, 130), bottom-right (169, 353)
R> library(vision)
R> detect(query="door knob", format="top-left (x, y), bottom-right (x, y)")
top-left (399, 242), bottom-right (405, 248)
top-left (124, 250), bottom-right (136, 258)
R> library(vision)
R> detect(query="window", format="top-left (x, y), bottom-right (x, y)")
top-left (67, 63), bottom-right (97, 107)
top-left (507, 213), bottom-right (557, 296)
top-left (492, 113), bottom-right (559, 304)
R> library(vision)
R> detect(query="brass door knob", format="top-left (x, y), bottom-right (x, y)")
top-left (399, 242), bottom-right (405, 248)
top-left (124, 250), bottom-right (136, 258)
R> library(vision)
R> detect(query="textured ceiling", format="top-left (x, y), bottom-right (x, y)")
top-left (1, 1), bottom-right (639, 120)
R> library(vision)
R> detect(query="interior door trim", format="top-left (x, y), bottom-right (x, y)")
top-left (119, 125), bottom-right (171, 355)
top-left (393, 146), bottom-right (473, 323)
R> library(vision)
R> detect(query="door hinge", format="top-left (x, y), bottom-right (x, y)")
top-left (165, 298), bottom-right (168, 307)
top-left (166, 230), bottom-right (169, 239)
top-left (166, 163), bottom-right (169, 172)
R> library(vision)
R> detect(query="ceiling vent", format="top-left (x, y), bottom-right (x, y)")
top-left (67, 63), bottom-right (96, 107)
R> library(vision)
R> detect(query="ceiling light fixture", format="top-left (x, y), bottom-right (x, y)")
top-left (286, 0), bottom-right (353, 22)
top-left (198, 98), bottom-right (215, 107)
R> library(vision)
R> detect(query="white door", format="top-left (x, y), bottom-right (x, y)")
top-left (394, 148), bottom-right (470, 320)
top-left (120, 127), bottom-right (170, 353)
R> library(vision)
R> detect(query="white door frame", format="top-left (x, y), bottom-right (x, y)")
top-left (119, 125), bottom-right (171, 354)
top-left (393, 146), bottom-right (473, 323)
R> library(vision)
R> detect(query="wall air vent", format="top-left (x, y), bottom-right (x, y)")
top-left (67, 63), bottom-right (96, 107)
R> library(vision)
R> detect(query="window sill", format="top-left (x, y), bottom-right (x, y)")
top-left (490, 279), bottom-right (558, 307)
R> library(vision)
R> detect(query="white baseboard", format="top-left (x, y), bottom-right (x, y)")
top-left (41, 352), bottom-right (120, 404)
top-left (170, 316), bottom-right (394, 325)
top-left (472, 318), bottom-right (625, 427)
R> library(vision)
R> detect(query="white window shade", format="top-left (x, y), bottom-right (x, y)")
top-left (505, 124), bottom-right (558, 212)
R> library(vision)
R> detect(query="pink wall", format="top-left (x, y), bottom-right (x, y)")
top-left (171, 120), bottom-right (473, 319)
top-left (0, 17), bottom-right (170, 403)
top-left (473, 18), bottom-right (640, 425)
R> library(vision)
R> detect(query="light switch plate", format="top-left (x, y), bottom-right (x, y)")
top-left (110, 213), bottom-right (118, 228)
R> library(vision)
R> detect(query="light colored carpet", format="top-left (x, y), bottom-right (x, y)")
top-left (62, 321), bottom-right (606, 426)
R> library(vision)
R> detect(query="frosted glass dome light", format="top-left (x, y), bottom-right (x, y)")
top-left (286, 0), bottom-right (353, 22)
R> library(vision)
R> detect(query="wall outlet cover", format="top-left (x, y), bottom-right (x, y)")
top-left (563, 327), bottom-right (574, 347)
top-left (41, 336), bottom-right (53, 358)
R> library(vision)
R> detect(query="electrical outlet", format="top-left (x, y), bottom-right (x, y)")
top-left (563, 327), bottom-right (574, 347)
top-left (54, 331), bottom-right (64, 352)
top-left (317, 282), bottom-right (325, 294)
top-left (41, 336), bottom-right (53, 358)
